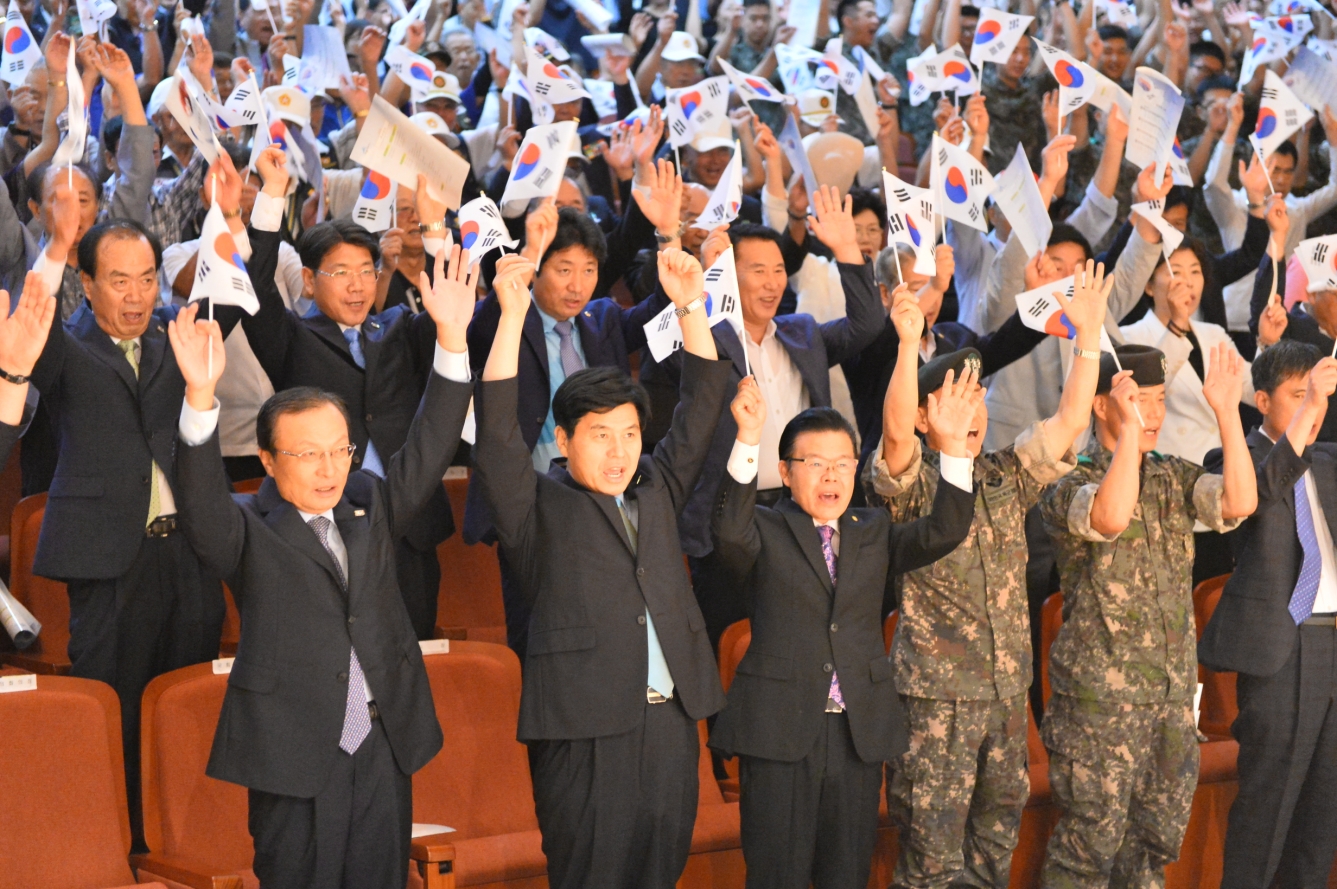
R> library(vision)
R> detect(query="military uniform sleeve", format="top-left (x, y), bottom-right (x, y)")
top-left (1011, 421), bottom-right (1079, 512)
top-left (1041, 465), bottom-right (1121, 543)
top-left (862, 436), bottom-right (929, 522)
top-left (1188, 468), bottom-right (1246, 534)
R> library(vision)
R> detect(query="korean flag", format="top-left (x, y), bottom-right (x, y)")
top-left (930, 133), bottom-right (996, 232)
top-left (189, 202), bottom-right (260, 314)
top-left (2, 0), bottom-right (41, 87)
top-left (970, 8), bottom-right (1034, 67)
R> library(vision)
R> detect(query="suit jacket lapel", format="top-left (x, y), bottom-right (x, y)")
top-left (73, 307), bottom-right (138, 395)
top-left (258, 481), bottom-right (345, 592)
top-left (138, 316), bottom-right (168, 391)
top-left (780, 502), bottom-right (834, 594)
top-left (554, 466), bottom-right (636, 556)
top-left (334, 499), bottom-right (369, 601)
top-left (522, 305), bottom-right (550, 387)
top-left (716, 322), bottom-right (749, 380)
top-left (359, 316), bottom-right (385, 370)
top-left (774, 320), bottom-right (824, 400)
top-left (304, 308), bottom-right (359, 367)
top-left (574, 309), bottom-right (605, 368)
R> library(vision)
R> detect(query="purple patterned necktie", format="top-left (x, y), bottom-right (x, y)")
top-left (817, 525), bottom-right (844, 710)
top-left (1291, 475), bottom-right (1323, 624)
top-left (309, 515), bottom-right (372, 754)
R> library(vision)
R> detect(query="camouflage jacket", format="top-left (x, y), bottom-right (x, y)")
top-left (1040, 442), bottom-right (1242, 705)
top-left (980, 68), bottom-right (1049, 176)
top-left (865, 422), bottom-right (1076, 701)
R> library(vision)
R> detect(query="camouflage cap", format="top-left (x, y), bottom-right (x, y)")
top-left (1097, 344), bottom-right (1166, 394)
top-left (919, 348), bottom-right (983, 396)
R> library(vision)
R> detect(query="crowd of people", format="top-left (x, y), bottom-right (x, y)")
top-left (6, 0), bottom-right (1337, 885)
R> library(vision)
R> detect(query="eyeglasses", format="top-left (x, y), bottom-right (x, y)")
top-left (785, 457), bottom-right (857, 475)
top-left (275, 444), bottom-right (358, 464)
top-left (317, 268), bottom-right (378, 283)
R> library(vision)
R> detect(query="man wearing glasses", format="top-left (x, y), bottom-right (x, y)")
top-left (242, 149), bottom-right (456, 640)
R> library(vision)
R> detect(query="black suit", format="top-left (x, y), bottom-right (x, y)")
top-left (29, 299), bottom-right (240, 841)
top-left (177, 370), bottom-right (471, 888)
top-left (1248, 255), bottom-right (1337, 440)
top-left (1200, 430), bottom-right (1337, 889)
top-left (243, 227), bottom-right (450, 639)
top-left (709, 472), bottom-right (975, 889)
top-left (473, 352), bottom-right (733, 889)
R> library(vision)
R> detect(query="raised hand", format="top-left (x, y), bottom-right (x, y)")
top-left (632, 157), bottom-right (683, 235)
top-left (208, 150), bottom-right (245, 218)
top-left (754, 119), bottom-right (781, 164)
top-left (731, 375), bottom-right (767, 446)
top-left (604, 123), bottom-right (635, 182)
top-left (494, 253), bottom-right (536, 316)
top-left (657, 247), bottom-right (705, 308)
top-left (1222, 0), bottom-right (1250, 24)
top-left (1239, 153), bottom-right (1271, 205)
top-left (1056, 259), bottom-right (1113, 337)
top-left (807, 185), bottom-right (862, 263)
top-left (1042, 90), bottom-right (1060, 140)
top-left (1202, 342), bottom-right (1245, 413)
top-left (522, 197), bottom-right (559, 265)
top-left (1108, 370), bottom-right (1142, 430)
top-left (45, 31), bottom-right (70, 78)
top-left (1305, 357), bottom-right (1337, 408)
top-left (188, 31), bottom-right (214, 87)
top-left (631, 104), bottom-right (665, 174)
top-left (359, 24), bottom-right (387, 68)
top-left (1166, 276), bottom-right (1196, 329)
top-left (931, 244), bottom-right (954, 291)
top-left (926, 366), bottom-right (983, 456)
top-left (701, 224), bottom-right (730, 269)
top-left (1258, 291), bottom-right (1288, 347)
top-left (889, 282), bottom-right (924, 343)
top-left (255, 145), bottom-right (290, 197)
top-left (1040, 134), bottom-right (1078, 195)
top-left (47, 177), bottom-right (81, 259)
top-left (419, 244), bottom-right (478, 351)
top-left (379, 227), bottom-right (405, 274)
top-left (415, 172), bottom-right (446, 228)
top-left (1265, 193), bottom-right (1289, 249)
top-left (963, 94), bottom-right (988, 140)
top-left (167, 302), bottom-right (227, 407)
top-left (1133, 161), bottom-right (1174, 203)
top-left (1104, 103), bottom-right (1130, 144)
top-left (0, 272), bottom-right (56, 377)
top-left (1024, 249), bottom-right (1061, 290)
top-left (339, 72), bottom-right (372, 118)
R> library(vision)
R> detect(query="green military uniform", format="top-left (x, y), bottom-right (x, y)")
top-left (866, 420), bottom-right (1076, 889)
top-left (1038, 442), bottom-right (1242, 889)
top-left (980, 67), bottom-right (1049, 176)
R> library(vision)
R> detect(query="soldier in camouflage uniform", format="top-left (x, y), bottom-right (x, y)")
top-left (865, 260), bottom-right (1113, 889)
top-left (1039, 342), bottom-right (1257, 889)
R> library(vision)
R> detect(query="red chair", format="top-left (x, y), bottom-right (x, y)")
top-left (0, 674), bottom-right (169, 889)
top-left (435, 474), bottom-right (507, 644)
top-left (677, 721), bottom-right (745, 889)
top-left (0, 494), bottom-right (69, 674)
top-left (1038, 594), bottom-right (1064, 707)
top-left (1192, 574), bottom-right (1236, 741)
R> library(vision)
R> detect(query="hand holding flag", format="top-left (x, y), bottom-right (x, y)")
top-left (456, 195), bottom-right (519, 261)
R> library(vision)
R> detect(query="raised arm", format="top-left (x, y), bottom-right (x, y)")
top-left (1041, 259), bottom-right (1112, 455)
top-left (1284, 358), bottom-right (1337, 460)
top-left (1089, 371), bottom-right (1143, 536)
top-left (0, 271), bottom-right (56, 425)
top-left (238, 147), bottom-right (298, 387)
top-left (710, 377), bottom-right (766, 584)
top-left (1202, 342), bottom-right (1258, 520)
top-left (880, 282), bottom-right (922, 480)
top-left (807, 186), bottom-right (888, 363)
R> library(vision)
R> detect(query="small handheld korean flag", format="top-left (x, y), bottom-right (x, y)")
top-left (1099, 0), bottom-right (1139, 28)
top-left (75, 0), bottom-right (115, 39)
top-left (1034, 40), bottom-right (1098, 116)
top-left (933, 44), bottom-right (980, 96)
top-left (691, 142), bottom-right (743, 230)
top-left (775, 43), bottom-right (821, 93)
top-left (930, 133), bottom-right (996, 232)
top-left (779, 114), bottom-right (821, 204)
top-left (50, 37), bottom-right (85, 167)
top-left (456, 195), bottom-right (519, 261)
top-left (1296, 234), bottom-right (1337, 291)
top-left (882, 169), bottom-right (937, 276)
top-left (1252, 13), bottom-right (1314, 43)
top-left (1240, 30), bottom-right (1295, 85)
top-left (907, 46), bottom-right (942, 106)
top-left (970, 8), bottom-right (1034, 66)
top-left (501, 119), bottom-right (578, 208)
top-left (1130, 198), bottom-right (1186, 265)
top-left (1251, 69), bottom-right (1314, 159)
top-left (352, 170), bottom-right (397, 233)
top-left (388, 0), bottom-right (429, 45)
top-left (644, 248), bottom-right (746, 363)
top-left (991, 144), bottom-right (1053, 258)
top-left (2, 0), bottom-right (41, 86)
top-left (1168, 138), bottom-right (1193, 186)
top-left (190, 203), bottom-right (260, 315)
top-left (718, 58), bottom-right (787, 104)
top-left (665, 75), bottom-right (729, 148)
top-left (526, 42), bottom-right (590, 110)
top-left (164, 72), bottom-right (221, 164)
top-left (385, 44), bottom-right (437, 101)
top-left (1016, 274), bottom-right (1118, 352)
top-left (816, 42), bottom-right (863, 95)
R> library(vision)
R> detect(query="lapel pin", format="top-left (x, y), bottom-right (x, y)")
top-left (851, 515), bottom-right (859, 522)
top-left (354, 509), bottom-right (366, 517)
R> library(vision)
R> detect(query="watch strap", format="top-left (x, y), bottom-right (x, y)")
top-left (675, 296), bottom-right (707, 318)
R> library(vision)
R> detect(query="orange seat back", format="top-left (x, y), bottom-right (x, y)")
top-left (1192, 574), bottom-right (1238, 740)
top-left (413, 642), bottom-right (539, 837)
top-left (718, 620), bottom-right (751, 693)
top-left (139, 664), bottom-right (252, 872)
top-left (883, 610), bottom-right (899, 654)
top-left (1039, 593), bottom-right (1064, 706)
top-left (696, 720), bottom-right (725, 806)
top-left (1192, 573), bottom-right (1231, 642)
top-left (0, 675), bottom-right (139, 889)
top-left (436, 476), bottom-right (506, 642)
top-left (9, 494), bottom-right (69, 665)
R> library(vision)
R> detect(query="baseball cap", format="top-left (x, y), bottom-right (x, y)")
top-left (263, 85), bottom-right (311, 126)
top-left (423, 71), bottom-right (462, 103)
top-left (797, 88), bottom-right (838, 126)
top-left (662, 31), bottom-right (705, 62)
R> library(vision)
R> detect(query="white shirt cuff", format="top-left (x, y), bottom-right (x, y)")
top-left (249, 192), bottom-right (286, 233)
top-left (727, 440), bottom-right (760, 484)
top-left (423, 233), bottom-right (448, 258)
top-left (179, 396), bottom-right (221, 445)
top-left (433, 343), bottom-right (471, 383)
top-left (937, 453), bottom-right (974, 492)
top-left (31, 250), bottom-right (66, 300)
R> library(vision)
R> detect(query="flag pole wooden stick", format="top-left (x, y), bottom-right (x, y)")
top-left (1108, 346), bottom-right (1145, 426)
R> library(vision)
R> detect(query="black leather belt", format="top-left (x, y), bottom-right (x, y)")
top-left (146, 515), bottom-right (178, 538)
top-left (368, 701), bottom-right (381, 721)
top-left (1303, 613), bottom-right (1337, 627)
top-left (647, 687), bottom-right (672, 704)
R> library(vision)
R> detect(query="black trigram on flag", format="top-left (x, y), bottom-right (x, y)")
top-left (1064, 284), bottom-right (1075, 298)
top-left (533, 169), bottom-right (552, 188)
top-left (6, 60), bottom-right (23, 74)
top-left (670, 118), bottom-right (688, 137)
top-left (919, 199), bottom-right (934, 219)
top-left (887, 213), bottom-right (906, 235)
top-left (923, 63), bottom-right (939, 78)
top-left (477, 232), bottom-right (500, 251)
top-left (1315, 243), bottom-right (1329, 263)
top-left (716, 293), bottom-right (737, 314)
top-left (230, 275), bottom-right (251, 293)
top-left (355, 206), bottom-right (381, 221)
top-left (1285, 109), bottom-right (1300, 126)
top-left (705, 80), bottom-right (723, 97)
top-left (544, 131), bottom-right (563, 148)
top-left (705, 267), bottom-right (725, 283)
top-left (969, 168), bottom-right (985, 186)
top-left (196, 259), bottom-right (212, 282)
top-left (937, 147), bottom-right (948, 164)
top-left (1025, 301), bottom-right (1046, 319)
top-left (533, 82), bottom-right (551, 96)
top-left (1146, 198), bottom-right (1163, 212)
top-left (968, 205), bottom-right (980, 221)
top-left (657, 312), bottom-right (675, 333)
top-left (1007, 17), bottom-right (1021, 29)
top-left (892, 187), bottom-right (913, 203)
top-left (1263, 87), bottom-right (1280, 100)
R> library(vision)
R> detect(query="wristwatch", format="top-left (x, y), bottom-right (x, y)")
top-left (0, 367), bottom-right (31, 385)
top-left (221, 207), bottom-right (242, 220)
top-left (1073, 347), bottom-right (1101, 360)
top-left (420, 220), bottom-right (447, 233)
top-left (675, 296), bottom-right (707, 318)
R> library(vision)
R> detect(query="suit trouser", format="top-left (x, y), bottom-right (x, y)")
top-left (66, 530), bottom-right (222, 845)
top-left (1223, 624), bottom-right (1337, 889)
top-left (889, 694), bottom-right (1030, 889)
top-left (736, 712), bottom-right (883, 889)
top-left (528, 696), bottom-right (700, 889)
top-left (248, 716), bottom-right (412, 889)
top-left (395, 536), bottom-right (441, 641)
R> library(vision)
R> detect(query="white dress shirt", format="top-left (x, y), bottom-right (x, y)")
top-left (744, 322), bottom-right (811, 490)
top-left (1260, 429), bottom-right (1337, 613)
top-left (113, 335), bottom-right (178, 519)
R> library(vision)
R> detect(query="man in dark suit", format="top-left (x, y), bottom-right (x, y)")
top-left (242, 152), bottom-right (452, 639)
top-left (464, 166), bottom-right (680, 658)
top-left (474, 246), bottom-right (736, 888)
top-left (709, 385), bottom-right (975, 887)
top-left (640, 187), bottom-right (889, 650)
top-left (1200, 341), bottom-right (1337, 889)
top-left (26, 171), bottom-right (243, 841)
top-left (168, 243), bottom-right (477, 887)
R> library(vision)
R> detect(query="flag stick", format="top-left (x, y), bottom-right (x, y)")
top-left (674, 144), bottom-right (682, 172)
top-left (1108, 347), bottom-right (1146, 426)
top-left (265, 4), bottom-right (280, 37)
top-left (208, 298), bottom-right (215, 380)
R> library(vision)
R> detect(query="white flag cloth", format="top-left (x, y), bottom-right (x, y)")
top-left (1125, 67), bottom-right (1184, 178)
top-left (74, 0), bottom-right (115, 38)
top-left (500, 119), bottom-right (578, 209)
top-left (1034, 40), bottom-right (1099, 116)
top-left (933, 44), bottom-right (980, 96)
top-left (1307, 36), bottom-right (1337, 62)
top-left (1252, 68), bottom-right (1314, 159)
top-left (302, 24), bottom-right (353, 90)
top-left (2, 0), bottom-right (41, 86)
top-left (815, 39), bottom-right (863, 94)
top-left (930, 133), bottom-right (996, 231)
top-left (991, 144), bottom-right (1053, 258)
top-left (247, 98), bottom-right (273, 172)
top-left (352, 171), bottom-right (397, 232)
top-left (220, 74), bottom-right (264, 127)
top-left (665, 75), bottom-right (729, 148)
top-left (882, 169), bottom-right (937, 276)
top-left (1099, 0), bottom-right (1139, 28)
top-left (1251, 13), bottom-right (1313, 43)
top-left (456, 195), bottom-right (519, 260)
top-left (349, 96), bottom-right (472, 208)
top-left (644, 248), bottom-right (744, 361)
top-left (1130, 198), bottom-right (1186, 264)
top-left (385, 44), bottom-right (437, 100)
top-left (525, 26), bottom-right (570, 61)
top-left (265, 115), bottom-right (306, 181)
top-left (691, 142), bottom-right (743, 230)
top-left (718, 57), bottom-right (788, 103)
top-left (526, 42), bottom-right (590, 108)
top-left (775, 43), bottom-right (821, 93)
top-left (51, 37), bottom-right (85, 167)
top-left (1016, 274), bottom-right (1118, 353)
top-left (1089, 69), bottom-right (1133, 117)
top-left (387, 0), bottom-right (429, 45)
top-left (906, 46), bottom-right (942, 106)
top-left (1295, 234), bottom-right (1337, 291)
top-left (189, 203), bottom-right (260, 314)
top-left (1240, 29), bottom-right (1300, 84)
top-left (970, 8), bottom-right (1034, 66)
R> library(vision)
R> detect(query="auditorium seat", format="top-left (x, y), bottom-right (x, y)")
top-left (718, 619), bottom-right (751, 694)
top-left (0, 493), bottom-right (69, 674)
top-left (1038, 593), bottom-right (1063, 707)
top-left (435, 474), bottom-right (507, 644)
top-left (0, 674), bottom-right (169, 889)
top-left (677, 721), bottom-right (745, 889)
top-left (1192, 574), bottom-right (1236, 741)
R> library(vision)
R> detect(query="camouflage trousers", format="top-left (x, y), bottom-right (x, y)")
top-left (1040, 694), bottom-right (1200, 889)
top-left (888, 694), bottom-right (1030, 889)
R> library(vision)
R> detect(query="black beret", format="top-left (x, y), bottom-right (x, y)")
top-left (919, 348), bottom-right (983, 396)
top-left (1097, 344), bottom-right (1167, 394)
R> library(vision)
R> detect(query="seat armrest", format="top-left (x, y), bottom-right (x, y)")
top-left (131, 853), bottom-right (245, 889)
top-left (409, 835), bottom-right (456, 889)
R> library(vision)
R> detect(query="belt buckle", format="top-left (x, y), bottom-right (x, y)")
top-left (647, 687), bottom-right (670, 704)
top-left (825, 697), bottom-right (845, 714)
top-left (146, 515), bottom-right (176, 538)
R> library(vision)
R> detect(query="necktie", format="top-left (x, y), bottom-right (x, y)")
top-left (553, 320), bottom-right (584, 379)
top-left (308, 515), bottom-right (372, 754)
top-left (119, 340), bottom-right (162, 526)
top-left (1291, 475), bottom-right (1323, 625)
top-left (618, 496), bottom-right (674, 698)
top-left (817, 525), bottom-right (845, 710)
top-left (343, 327), bottom-right (366, 370)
